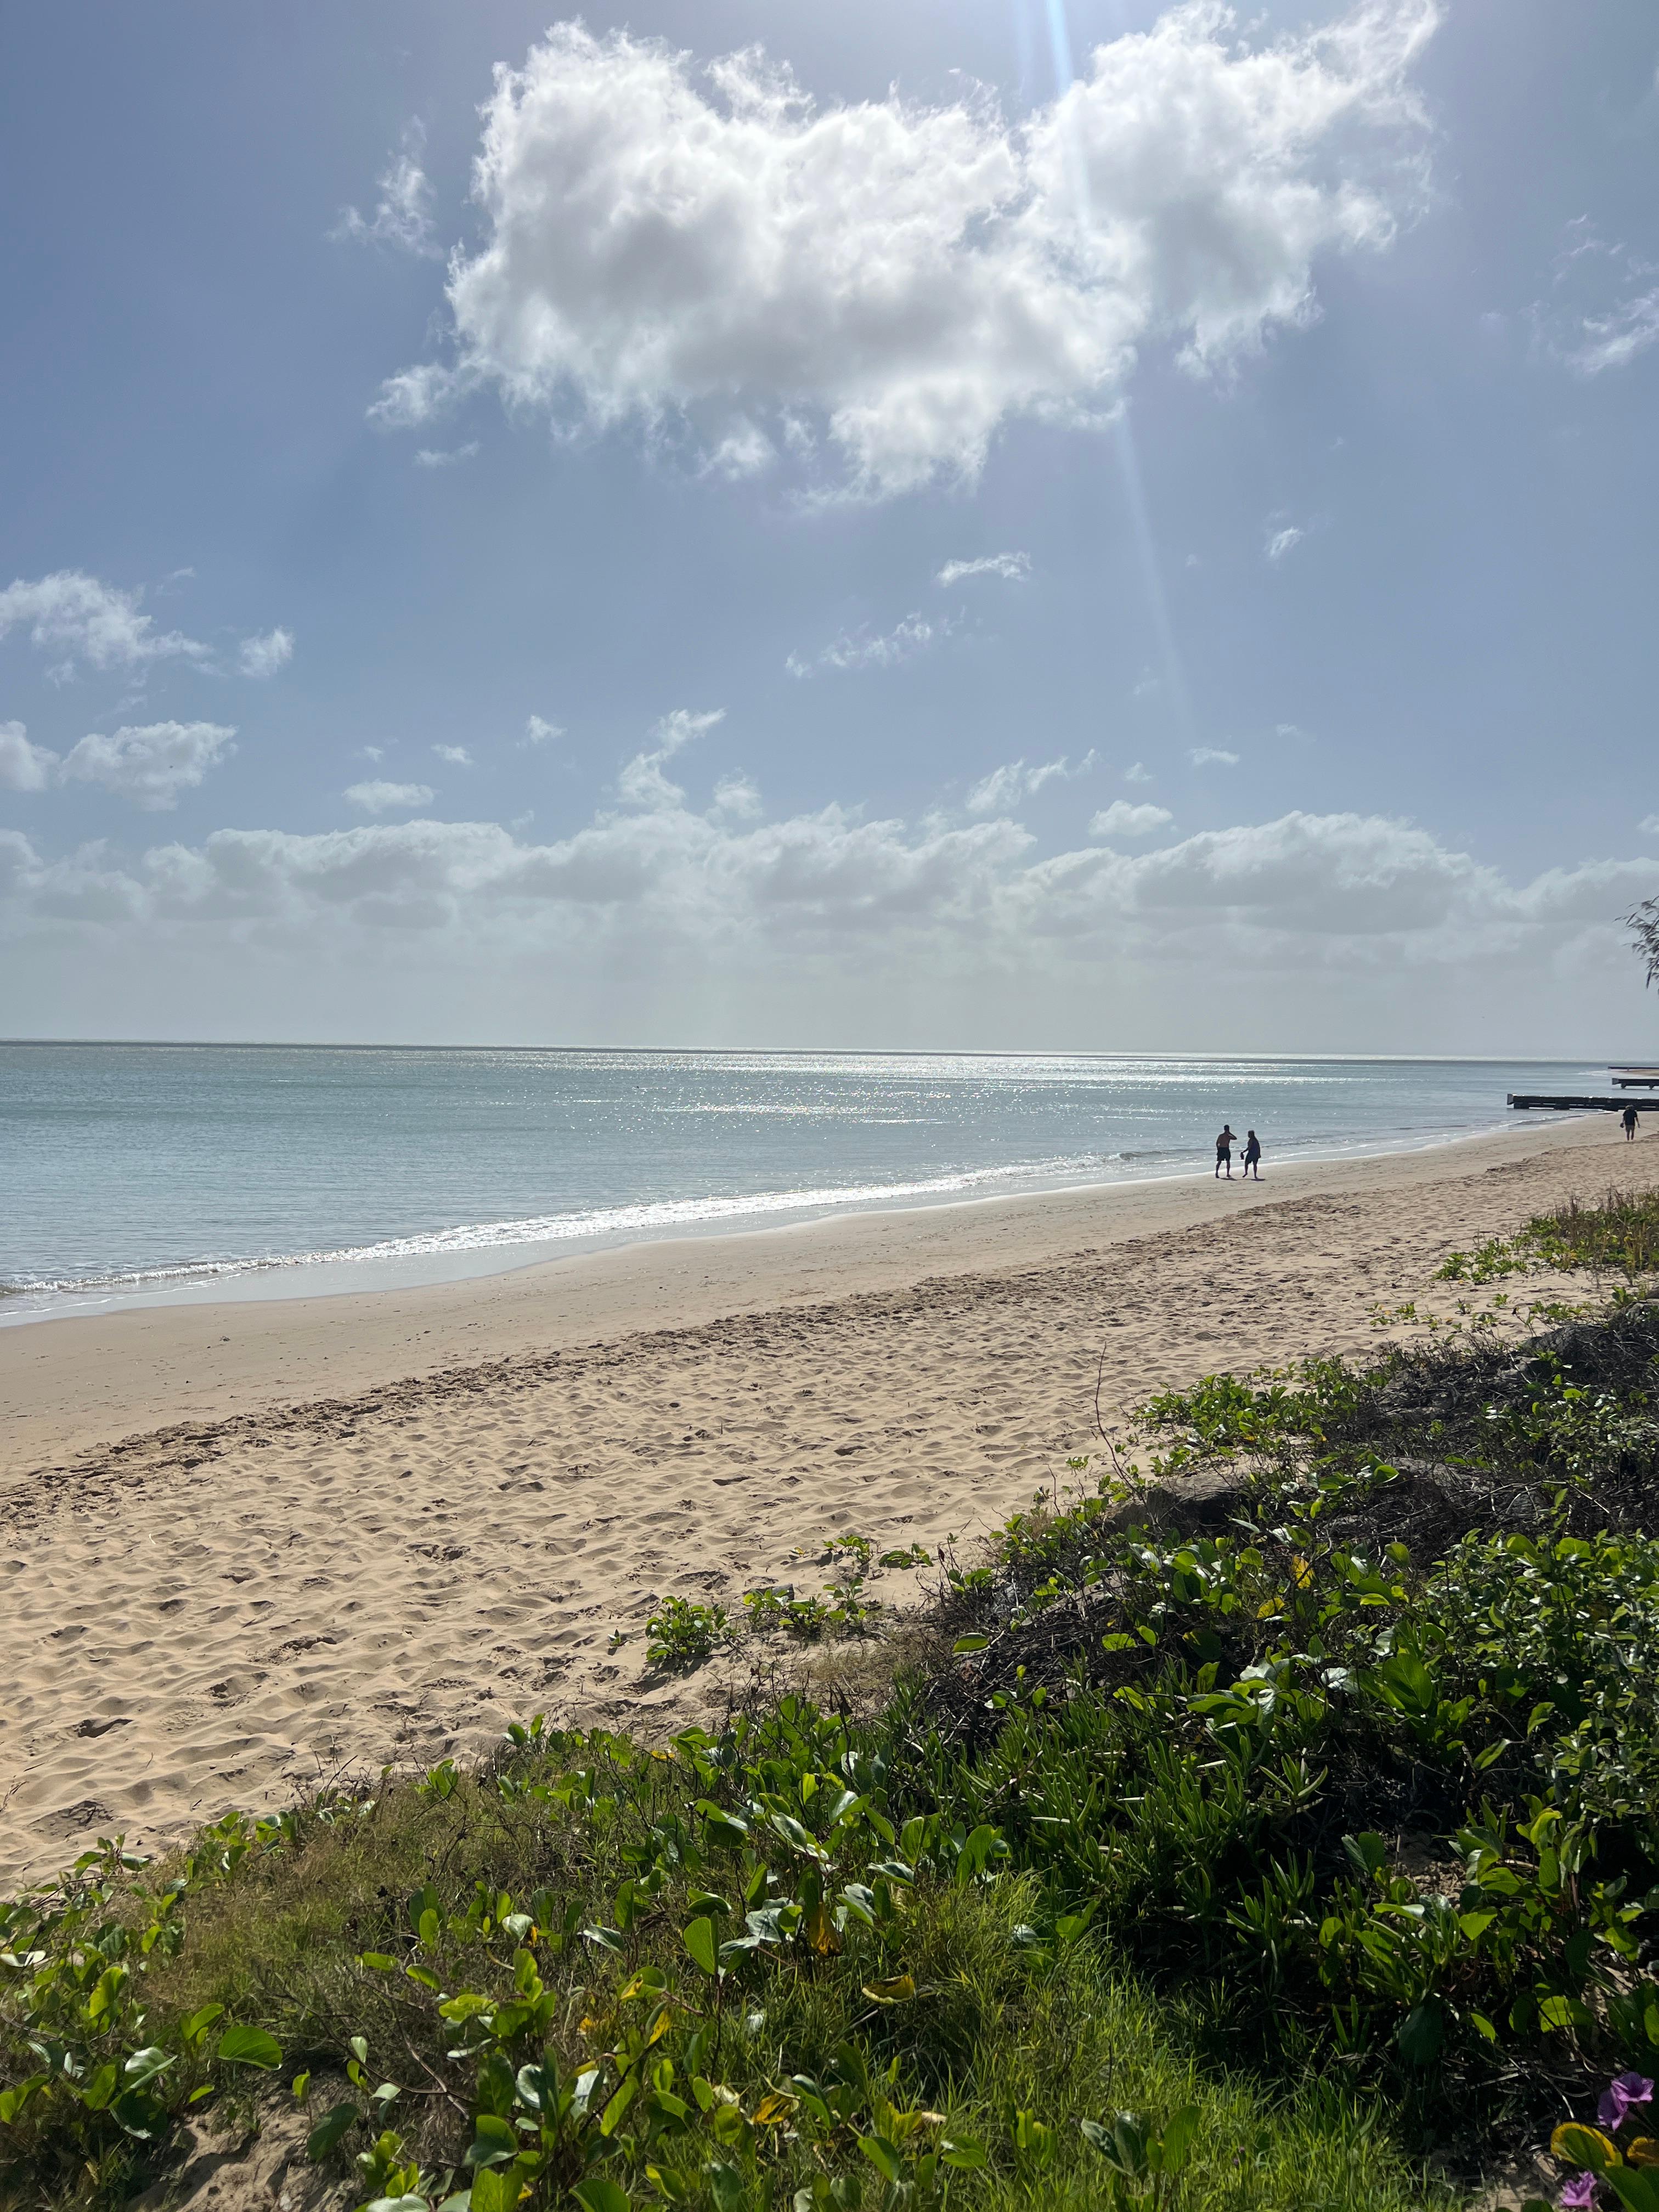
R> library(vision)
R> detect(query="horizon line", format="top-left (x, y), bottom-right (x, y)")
top-left (0, 1037), bottom-right (1623, 1065)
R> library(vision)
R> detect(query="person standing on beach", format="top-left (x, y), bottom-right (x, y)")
top-left (1242, 1129), bottom-right (1262, 1179)
top-left (1215, 1124), bottom-right (1235, 1178)
top-left (1624, 1104), bottom-right (1640, 1142)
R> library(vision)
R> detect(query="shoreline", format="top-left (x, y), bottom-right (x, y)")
top-left (1, 1109), bottom-right (1650, 1888)
top-left (0, 1101), bottom-right (1575, 1334)
top-left (0, 1111), bottom-right (1609, 1473)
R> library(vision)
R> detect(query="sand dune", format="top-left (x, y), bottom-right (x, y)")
top-left (0, 1115), bottom-right (1647, 1889)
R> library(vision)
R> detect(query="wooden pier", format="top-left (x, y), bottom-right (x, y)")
top-left (1509, 1093), bottom-right (1659, 1112)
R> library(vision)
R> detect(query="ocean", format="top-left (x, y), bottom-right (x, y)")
top-left (0, 1045), bottom-right (1598, 1324)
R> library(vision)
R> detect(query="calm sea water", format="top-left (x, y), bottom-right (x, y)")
top-left (0, 1046), bottom-right (1598, 1324)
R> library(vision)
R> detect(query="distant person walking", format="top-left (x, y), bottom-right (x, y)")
top-left (1215, 1124), bottom-right (1235, 1179)
top-left (1624, 1104), bottom-right (1640, 1142)
top-left (1242, 1129), bottom-right (1262, 1179)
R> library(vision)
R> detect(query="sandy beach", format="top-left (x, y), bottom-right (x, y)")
top-left (1, 1113), bottom-right (1651, 1891)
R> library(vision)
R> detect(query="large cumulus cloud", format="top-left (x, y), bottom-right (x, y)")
top-left (375, 1), bottom-right (1438, 493)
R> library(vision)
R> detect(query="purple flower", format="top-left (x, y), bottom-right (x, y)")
top-left (1599, 2075), bottom-right (1656, 2132)
top-left (1560, 2175), bottom-right (1600, 2209)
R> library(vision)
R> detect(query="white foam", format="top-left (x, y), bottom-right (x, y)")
top-left (5, 1149), bottom-right (1121, 1300)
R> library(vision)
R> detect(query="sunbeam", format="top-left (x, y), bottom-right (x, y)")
top-left (1113, 409), bottom-right (1195, 746)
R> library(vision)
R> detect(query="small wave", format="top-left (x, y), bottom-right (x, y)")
top-left (665, 1103), bottom-right (943, 1123)
top-left (9, 1152), bottom-right (1117, 1300)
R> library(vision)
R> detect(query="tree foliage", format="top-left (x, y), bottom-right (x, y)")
top-left (1628, 896), bottom-right (1659, 990)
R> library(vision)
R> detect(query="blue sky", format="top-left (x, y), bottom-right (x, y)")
top-left (1, 0), bottom-right (1655, 1050)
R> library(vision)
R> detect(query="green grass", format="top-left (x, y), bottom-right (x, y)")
top-left (0, 1725), bottom-right (1449, 2212)
top-left (1528, 1189), bottom-right (1659, 1279)
top-left (1437, 1186), bottom-right (1659, 1288)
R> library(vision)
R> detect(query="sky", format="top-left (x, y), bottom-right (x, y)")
top-left (0, 0), bottom-right (1656, 1053)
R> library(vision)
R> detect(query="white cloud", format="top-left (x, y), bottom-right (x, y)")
top-left (787, 612), bottom-right (941, 678)
top-left (0, 571), bottom-right (289, 682)
top-left (58, 722), bottom-right (236, 810)
top-left (238, 627), bottom-right (294, 679)
top-left (1640, 815), bottom-right (1659, 839)
top-left (414, 443), bottom-right (481, 468)
top-left (1032, 753), bottom-right (1095, 791)
top-left (3, 695), bottom-right (1655, 1041)
top-left (1276, 721), bottom-right (1309, 738)
top-left (616, 708), bottom-right (725, 810)
top-left (713, 775), bottom-right (763, 820)
top-left (432, 744), bottom-right (473, 766)
top-left (369, 364), bottom-right (469, 432)
top-left (333, 126), bottom-right (441, 257)
top-left (524, 715), bottom-right (564, 746)
top-left (965, 764), bottom-right (1026, 815)
top-left (654, 708), bottom-right (725, 753)
top-left (967, 752), bottom-right (1096, 813)
top-left (1571, 289), bottom-right (1659, 376)
top-left (936, 552), bottom-right (1031, 587)
top-left (1096, 811), bottom-right (1475, 935)
top-left (1537, 221), bottom-right (1659, 376)
top-left (0, 571), bottom-right (210, 673)
top-left (701, 420), bottom-right (776, 480)
top-left (369, 363), bottom-right (464, 427)
top-left (0, 721), bottom-right (54, 792)
top-left (1265, 524), bottom-right (1305, 562)
top-left (1190, 746), bottom-right (1240, 766)
top-left (357, 745), bottom-right (387, 764)
top-left (377, 3), bottom-right (1438, 495)
top-left (345, 780), bottom-right (436, 814)
top-left (1091, 800), bottom-right (1175, 838)
top-left (6, 806), bottom-right (1652, 1010)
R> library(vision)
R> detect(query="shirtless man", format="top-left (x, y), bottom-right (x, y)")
top-left (1215, 1125), bottom-right (1235, 1179)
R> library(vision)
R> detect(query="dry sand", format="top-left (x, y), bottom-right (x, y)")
top-left (2, 1113), bottom-right (1652, 1891)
